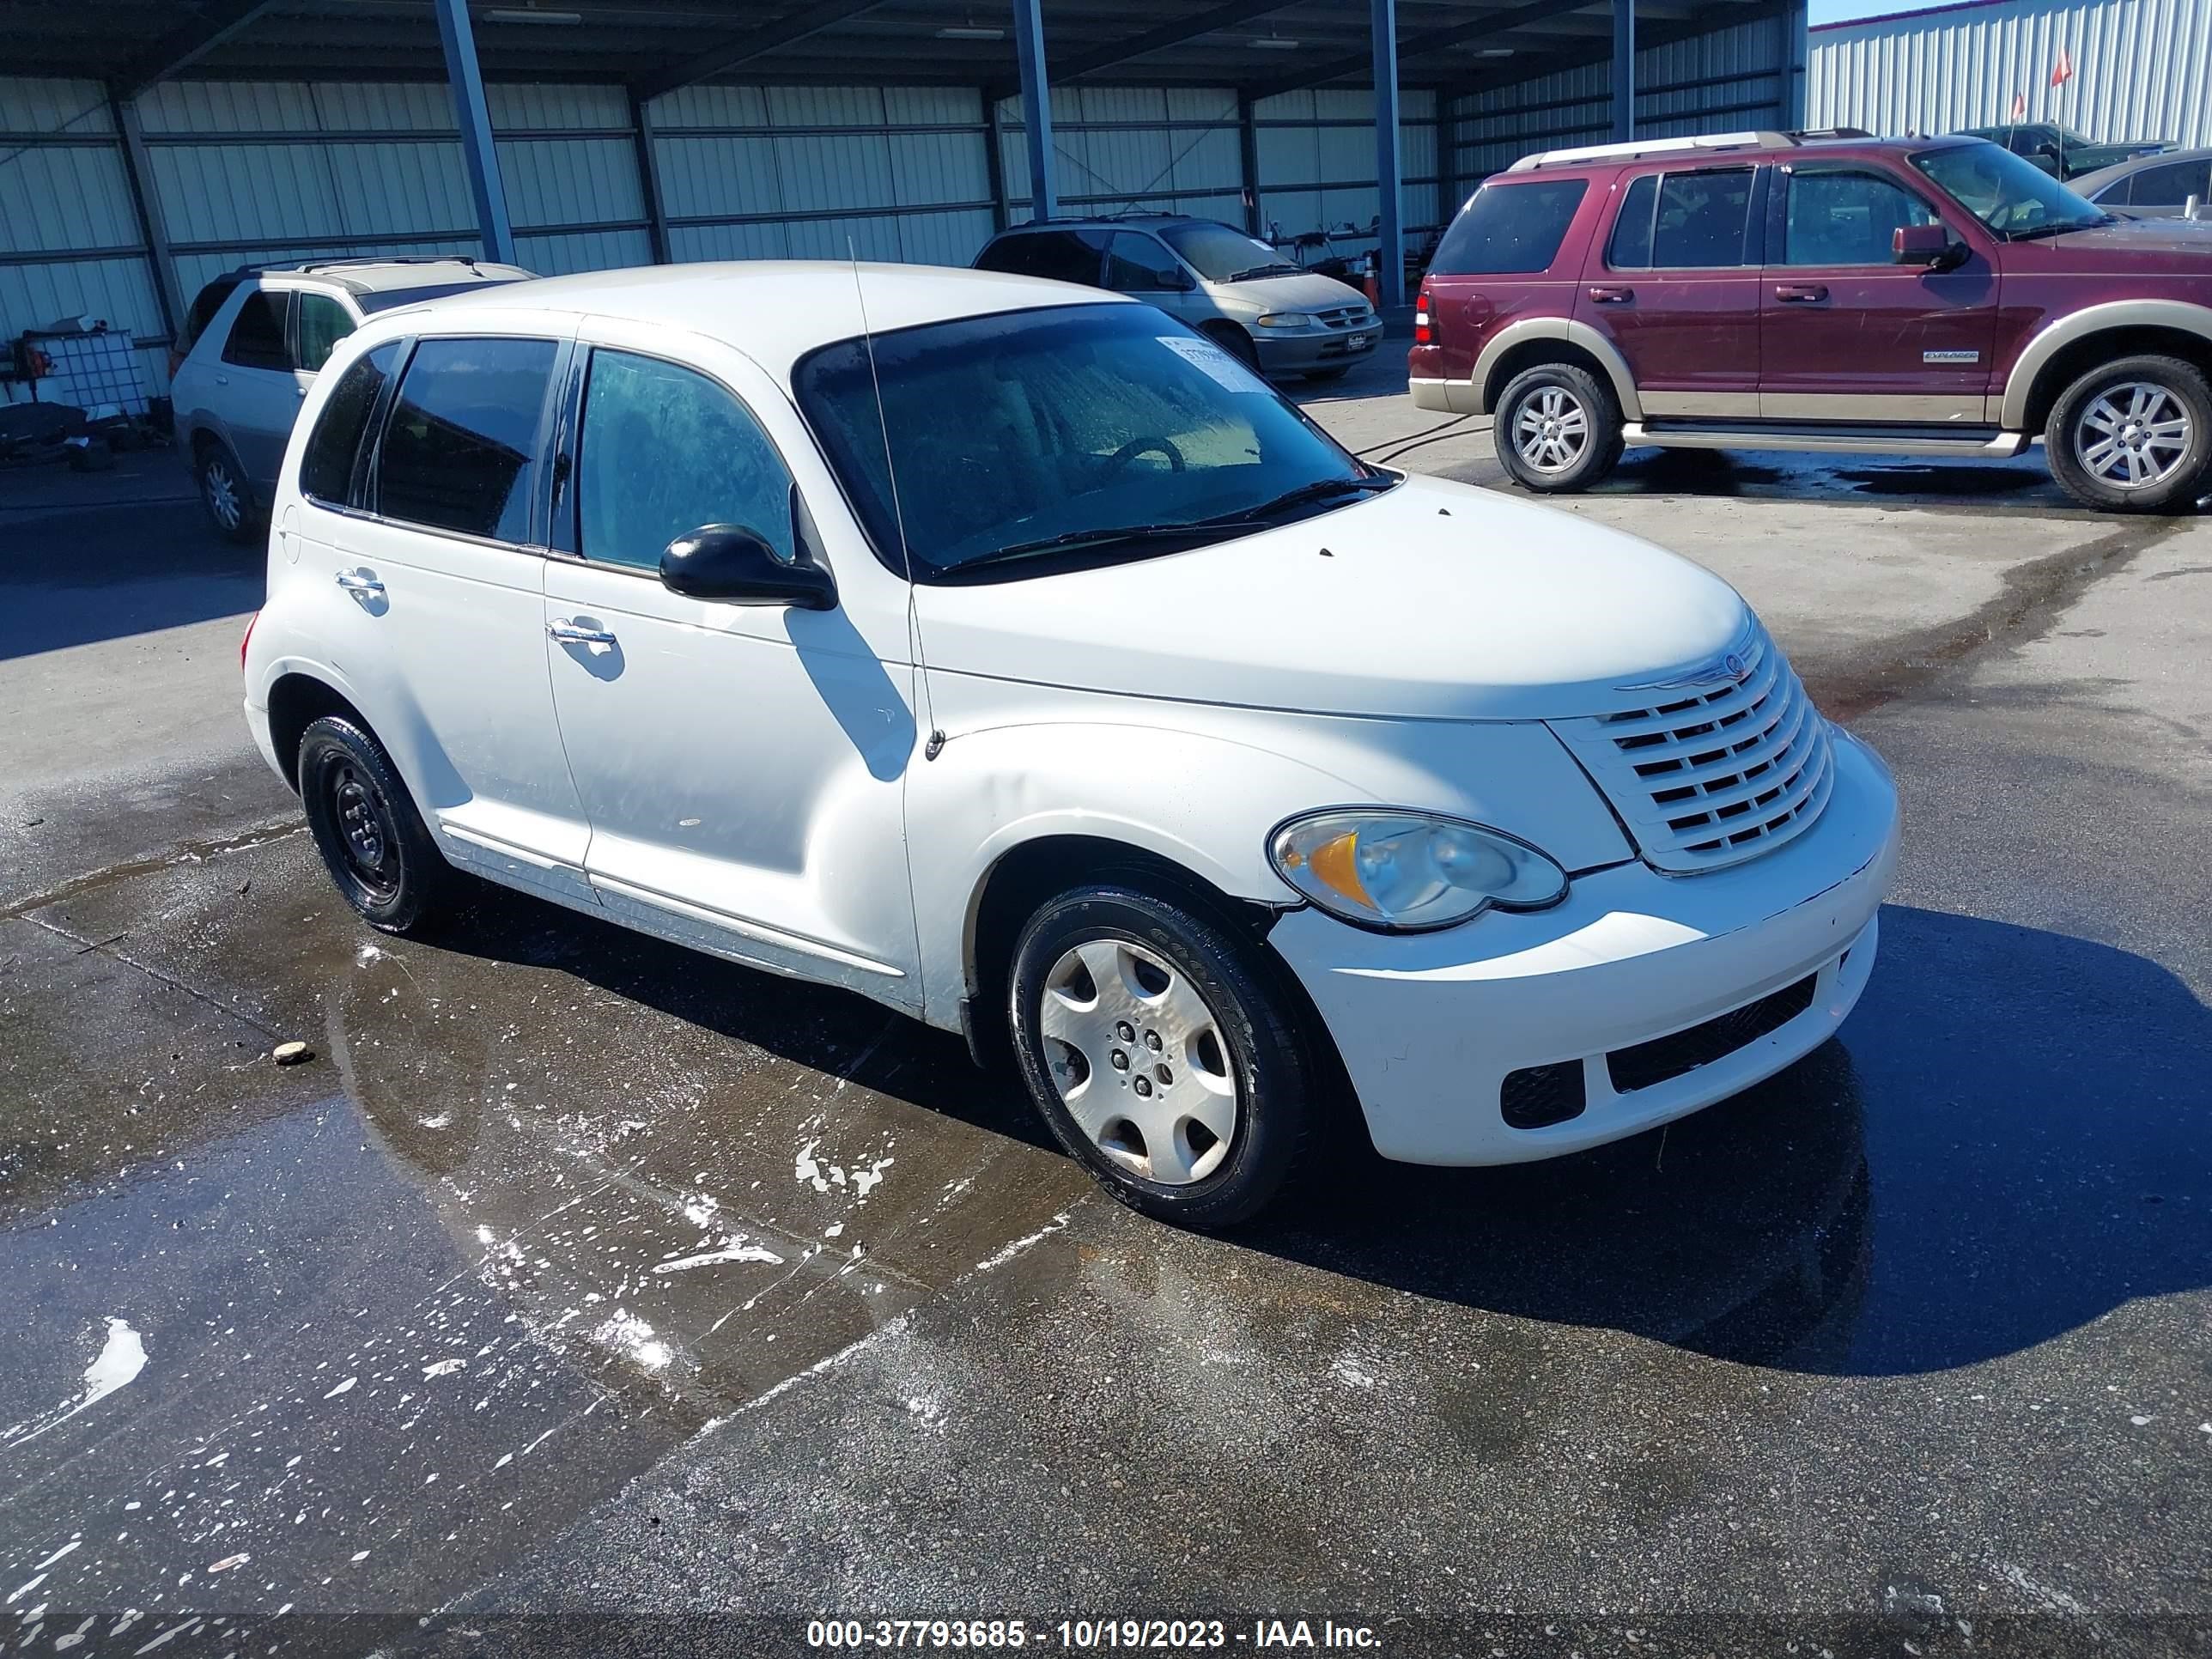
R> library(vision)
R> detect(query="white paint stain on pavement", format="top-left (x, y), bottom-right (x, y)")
top-left (2, 1317), bottom-right (149, 1449)
top-left (651, 1237), bottom-right (786, 1275)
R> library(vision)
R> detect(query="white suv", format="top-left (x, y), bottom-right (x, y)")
top-left (242, 262), bottom-right (1899, 1226)
top-left (171, 257), bottom-right (532, 542)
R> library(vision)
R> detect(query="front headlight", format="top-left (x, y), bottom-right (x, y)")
top-left (1255, 313), bottom-right (1314, 328)
top-left (1269, 809), bottom-right (1568, 932)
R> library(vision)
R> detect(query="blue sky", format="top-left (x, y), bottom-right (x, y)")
top-left (1810, 0), bottom-right (1952, 22)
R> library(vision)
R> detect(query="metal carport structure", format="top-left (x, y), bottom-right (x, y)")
top-left (2, 0), bottom-right (1802, 392)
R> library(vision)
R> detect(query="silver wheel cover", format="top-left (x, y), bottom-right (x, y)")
top-left (2075, 381), bottom-right (2193, 491)
top-left (1513, 384), bottom-right (1592, 475)
top-left (1033, 937), bottom-right (1238, 1186)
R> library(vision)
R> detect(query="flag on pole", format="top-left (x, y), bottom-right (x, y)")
top-left (2010, 90), bottom-right (2027, 120)
top-left (2051, 47), bottom-right (2074, 88)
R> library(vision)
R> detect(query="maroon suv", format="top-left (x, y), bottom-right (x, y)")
top-left (1411, 130), bottom-right (2212, 513)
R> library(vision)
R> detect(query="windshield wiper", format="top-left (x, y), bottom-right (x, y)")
top-left (2008, 214), bottom-right (2115, 240)
top-left (1226, 262), bottom-right (1304, 281)
top-left (946, 477), bottom-right (1394, 576)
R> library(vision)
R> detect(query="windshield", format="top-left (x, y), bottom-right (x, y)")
top-left (1913, 143), bottom-right (2111, 237)
top-left (793, 303), bottom-right (1382, 580)
top-left (1158, 221), bottom-right (1297, 283)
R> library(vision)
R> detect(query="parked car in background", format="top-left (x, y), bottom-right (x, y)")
top-left (1413, 131), bottom-right (2212, 513)
top-left (171, 256), bottom-right (533, 541)
top-left (1959, 121), bottom-right (2169, 180)
top-left (975, 215), bottom-right (1379, 380)
top-left (2072, 147), bottom-right (2212, 220)
top-left (241, 262), bottom-right (1896, 1226)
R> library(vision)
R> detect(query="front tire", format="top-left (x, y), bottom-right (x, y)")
top-left (1493, 362), bottom-right (1625, 494)
top-left (297, 715), bottom-right (453, 935)
top-left (2045, 355), bottom-right (2212, 514)
top-left (1007, 884), bottom-right (1318, 1228)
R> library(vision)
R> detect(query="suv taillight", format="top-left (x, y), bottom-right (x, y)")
top-left (240, 610), bottom-right (258, 674)
top-left (1413, 289), bottom-right (1432, 345)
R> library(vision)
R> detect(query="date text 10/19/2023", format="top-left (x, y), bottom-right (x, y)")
top-left (805, 1620), bottom-right (1382, 1650)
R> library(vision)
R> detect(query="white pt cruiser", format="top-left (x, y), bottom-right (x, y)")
top-left (243, 262), bottom-right (1899, 1227)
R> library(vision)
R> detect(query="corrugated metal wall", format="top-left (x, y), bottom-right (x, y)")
top-left (1452, 10), bottom-right (1801, 183)
top-left (1809, 0), bottom-right (2212, 148)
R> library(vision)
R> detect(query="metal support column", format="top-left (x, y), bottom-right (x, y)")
top-left (629, 92), bottom-right (672, 264)
top-left (1370, 0), bottom-right (1404, 310)
top-left (1009, 0), bottom-right (1057, 222)
top-left (984, 95), bottom-right (1011, 231)
top-left (1612, 0), bottom-right (1636, 143)
top-left (1437, 88), bottom-right (1458, 222)
top-left (110, 92), bottom-right (184, 340)
top-left (1238, 92), bottom-right (1263, 236)
top-left (1786, 0), bottom-right (1809, 128)
top-left (432, 0), bottom-right (517, 264)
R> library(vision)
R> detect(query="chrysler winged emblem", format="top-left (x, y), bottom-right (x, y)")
top-left (1620, 644), bottom-right (1754, 694)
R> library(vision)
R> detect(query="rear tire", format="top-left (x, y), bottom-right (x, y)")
top-left (2045, 355), bottom-right (2212, 514)
top-left (297, 715), bottom-right (453, 936)
top-left (1007, 884), bottom-right (1319, 1229)
top-left (197, 442), bottom-right (259, 544)
top-left (1493, 362), bottom-right (1625, 494)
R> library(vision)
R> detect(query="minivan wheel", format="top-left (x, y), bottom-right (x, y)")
top-left (1494, 362), bottom-right (1624, 494)
top-left (198, 445), bottom-right (258, 544)
top-left (2046, 355), bottom-right (2212, 514)
top-left (297, 715), bottom-right (453, 935)
top-left (1202, 322), bottom-right (1262, 371)
top-left (1007, 884), bottom-right (1316, 1228)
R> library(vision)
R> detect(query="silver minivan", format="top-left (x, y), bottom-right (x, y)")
top-left (974, 215), bottom-right (1379, 381)
top-left (170, 257), bottom-right (532, 541)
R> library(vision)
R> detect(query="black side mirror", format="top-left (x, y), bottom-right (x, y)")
top-left (659, 524), bottom-right (836, 610)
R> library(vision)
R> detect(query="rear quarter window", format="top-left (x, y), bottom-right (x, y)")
top-left (179, 277), bottom-right (241, 357)
top-left (300, 343), bottom-right (400, 507)
top-left (1429, 179), bottom-right (1589, 276)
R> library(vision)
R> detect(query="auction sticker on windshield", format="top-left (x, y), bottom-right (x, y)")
top-left (1157, 335), bottom-right (1265, 392)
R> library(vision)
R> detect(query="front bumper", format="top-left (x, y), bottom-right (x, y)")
top-left (1255, 325), bottom-right (1380, 374)
top-left (1270, 727), bottom-right (1899, 1165)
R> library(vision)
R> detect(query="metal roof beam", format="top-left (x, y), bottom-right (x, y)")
top-left (1244, 0), bottom-right (1595, 103)
top-left (1462, 0), bottom-right (1790, 98)
top-left (109, 0), bottom-right (283, 98)
top-left (986, 0), bottom-right (1300, 98)
top-left (633, 0), bottom-right (894, 102)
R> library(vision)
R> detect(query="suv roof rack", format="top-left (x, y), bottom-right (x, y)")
top-left (1507, 130), bottom-right (1804, 173)
top-left (226, 254), bottom-right (494, 279)
top-left (1789, 126), bottom-right (1873, 140)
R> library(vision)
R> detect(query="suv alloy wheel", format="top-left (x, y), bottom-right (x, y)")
top-left (1494, 362), bottom-right (1626, 494)
top-left (2045, 355), bottom-right (2212, 513)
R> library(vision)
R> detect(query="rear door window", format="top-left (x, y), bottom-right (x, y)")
top-left (300, 343), bottom-right (400, 507)
top-left (222, 289), bottom-right (294, 371)
top-left (976, 229), bottom-right (1107, 286)
top-left (295, 292), bottom-right (356, 374)
top-left (1429, 179), bottom-right (1589, 275)
top-left (574, 349), bottom-right (795, 571)
top-left (1778, 167), bottom-right (1942, 264)
top-left (1609, 168), bottom-right (1757, 268)
top-left (371, 336), bottom-right (558, 544)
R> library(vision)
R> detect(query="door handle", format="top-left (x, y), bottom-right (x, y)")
top-left (1587, 285), bottom-right (1634, 304)
top-left (335, 568), bottom-right (385, 598)
top-left (214, 374), bottom-right (229, 386)
top-left (547, 619), bottom-right (618, 647)
top-left (1775, 284), bottom-right (1829, 303)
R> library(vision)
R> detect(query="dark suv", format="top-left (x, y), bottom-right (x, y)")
top-left (1412, 131), bottom-right (2212, 512)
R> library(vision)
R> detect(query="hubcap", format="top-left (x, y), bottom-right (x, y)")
top-left (328, 761), bottom-right (400, 901)
top-left (204, 459), bottom-right (241, 530)
top-left (1035, 938), bottom-right (1237, 1186)
top-left (1514, 386), bottom-right (1590, 474)
top-left (2076, 382), bottom-right (2192, 490)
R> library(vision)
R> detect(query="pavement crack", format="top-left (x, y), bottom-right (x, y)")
top-left (25, 914), bottom-right (283, 1042)
top-left (1813, 518), bottom-right (2179, 720)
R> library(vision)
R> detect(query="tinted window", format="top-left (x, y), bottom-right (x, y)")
top-left (1781, 167), bottom-right (1941, 264)
top-left (1612, 168), bottom-right (1755, 269)
top-left (373, 337), bottom-right (556, 543)
top-left (179, 276), bottom-right (240, 356)
top-left (975, 230), bottom-right (1105, 286)
top-left (2121, 159), bottom-right (2209, 208)
top-left (300, 343), bottom-right (399, 506)
top-left (222, 289), bottom-right (294, 371)
top-left (795, 304), bottom-right (1376, 581)
top-left (577, 350), bottom-right (794, 572)
top-left (1104, 232), bottom-right (1185, 293)
top-left (295, 292), bottom-right (355, 374)
top-left (1431, 179), bottom-right (1588, 275)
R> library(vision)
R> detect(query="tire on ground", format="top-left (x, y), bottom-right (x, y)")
top-left (1492, 360), bottom-right (1626, 494)
top-left (2044, 353), bottom-right (2212, 514)
top-left (296, 714), bottom-right (454, 936)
